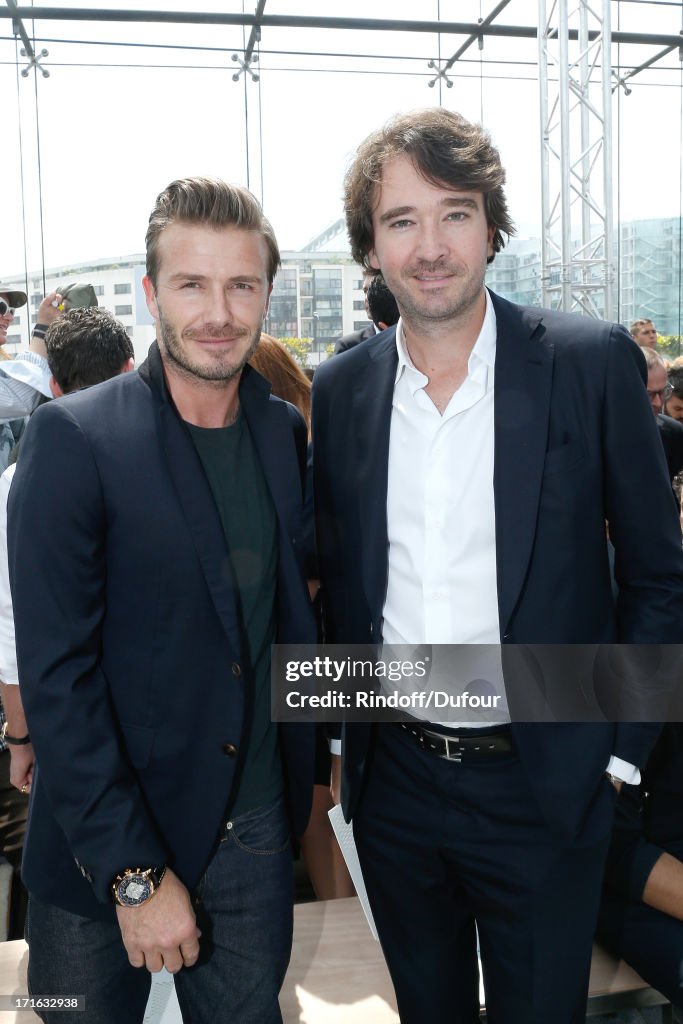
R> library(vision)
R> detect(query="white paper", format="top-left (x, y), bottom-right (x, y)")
top-left (328, 804), bottom-right (379, 940)
top-left (142, 969), bottom-right (181, 1024)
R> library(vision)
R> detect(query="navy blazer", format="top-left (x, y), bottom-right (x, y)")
top-left (312, 292), bottom-right (683, 838)
top-left (8, 344), bottom-right (317, 919)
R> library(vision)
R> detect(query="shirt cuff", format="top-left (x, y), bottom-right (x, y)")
top-left (329, 739), bottom-right (342, 756)
top-left (606, 755), bottom-right (641, 786)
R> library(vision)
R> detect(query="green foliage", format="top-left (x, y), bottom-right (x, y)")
top-left (657, 335), bottom-right (683, 360)
top-left (277, 337), bottom-right (313, 368)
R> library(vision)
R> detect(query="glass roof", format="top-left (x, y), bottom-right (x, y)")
top-left (2, 2), bottom-right (682, 282)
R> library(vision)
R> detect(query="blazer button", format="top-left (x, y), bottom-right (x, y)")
top-left (231, 663), bottom-right (241, 677)
top-left (223, 743), bottom-right (238, 757)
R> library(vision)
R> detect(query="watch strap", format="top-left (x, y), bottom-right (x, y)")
top-left (1, 721), bottom-right (30, 745)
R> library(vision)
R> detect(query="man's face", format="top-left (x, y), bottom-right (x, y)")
top-left (367, 154), bottom-right (494, 329)
top-left (646, 363), bottom-right (669, 416)
top-left (143, 222), bottom-right (271, 385)
top-left (0, 294), bottom-right (14, 346)
top-left (665, 393), bottom-right (683, 422)
top-left (634, 322), bottom-right (658, 349)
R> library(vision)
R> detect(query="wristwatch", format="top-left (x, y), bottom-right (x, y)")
top-left (111, 865), bottom-right (166, 907)
top-left (0, 721), bottom-right (30, 746)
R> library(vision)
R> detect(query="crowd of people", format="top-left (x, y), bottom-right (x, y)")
top-left (0, 105), bottom-right (681, 1024)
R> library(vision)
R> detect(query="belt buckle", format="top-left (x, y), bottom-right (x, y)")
top-left (444, 735), bottom-right (462, 763)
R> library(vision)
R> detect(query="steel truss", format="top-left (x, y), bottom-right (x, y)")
top-left (538, 0), bottom-right (615, 318)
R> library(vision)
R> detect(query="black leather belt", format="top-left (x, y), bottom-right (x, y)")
top-left (400, 722), bottom-right (513, 763)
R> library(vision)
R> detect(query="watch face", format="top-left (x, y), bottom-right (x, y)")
top-left (117, 873), bottom-right (152, 907)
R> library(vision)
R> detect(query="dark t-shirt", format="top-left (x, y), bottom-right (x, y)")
top-left (188, 413), bottom-right (281, 818)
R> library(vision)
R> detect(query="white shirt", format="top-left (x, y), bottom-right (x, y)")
top-left (382, 290), bottom-right (508, 727)
top-left (0, 463), bottom-right (18, 686)
top-left (0, 351), bottom-right (52, 417)
top-left (378, 289), bottom-right (638, 783)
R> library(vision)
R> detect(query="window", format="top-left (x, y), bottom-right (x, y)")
top-left (126, 326), bottom-right (134, 337)
top-left (353, 300), bottom-right (365, 311)
top-left (94, 285), bottom-right (105, 297)
top-left (114, 283), bottom-right (132, 295)
top-left (115, 305), bottom-right (133, 316)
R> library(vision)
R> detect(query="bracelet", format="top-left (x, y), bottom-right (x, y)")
top-left (31, 324), bottom-right (48, 340)
top-left (0, 721), bottom-right (30, 745)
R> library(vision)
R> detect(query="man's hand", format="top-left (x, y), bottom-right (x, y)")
top-left (36, 292), bottom-right (64, 327)
top-left (8, 741), bottom-right (33, 794)
top-left (0, 682), bottom-right (34, 792)
top-left (116, 868), bottom-right (201, 974)
top-left (29, 291), bottom-right (64, 357)
top-left (330, 753), bottom-right (342, 806)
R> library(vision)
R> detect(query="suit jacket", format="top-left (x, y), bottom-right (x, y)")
top-left (657, 412), bottom-right (683, 483)
top-left (334, 324), bottom-right (375, 355)
top-left (312, 291), bottom-right (683, 839)
top-left (8, 343), bottom-right (316, 919)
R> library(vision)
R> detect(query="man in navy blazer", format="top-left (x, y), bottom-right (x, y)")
top-left (312, 110), bottom-right (683, 1024)
top-left (9, 178), bottom-right (316, 1024)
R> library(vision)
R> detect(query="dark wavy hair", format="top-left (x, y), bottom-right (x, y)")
top-left (344, 108), bottom-right (515, 269)
top-left (46, 307), bottom-right (133, 393)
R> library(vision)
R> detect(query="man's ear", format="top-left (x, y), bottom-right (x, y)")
top-left (49, 376), bottom-right (63, 399)
top-left (142, 275), bottom-right (159, 320)
top-left (121, 357), bottom-right (135, 375)
top-left (368, 251), bottom-right (381, 271)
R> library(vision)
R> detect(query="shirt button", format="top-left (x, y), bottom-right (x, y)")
top-left (223, 743), bottom-right (238, 757)
top-left (231, 663), bottom-right (241, 677)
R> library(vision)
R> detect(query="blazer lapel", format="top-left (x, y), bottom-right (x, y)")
top-left (492, 293), bottom-right (554, 635)
top-left (139, 345), bottom-right (244, 658)
top-left (239, 366), bottom-right (301, 541)
top-left (352, 332), bottom-right (398, 618)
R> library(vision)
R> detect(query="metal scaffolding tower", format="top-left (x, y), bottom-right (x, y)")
top-left (538, 0), bottom-right (615, 318)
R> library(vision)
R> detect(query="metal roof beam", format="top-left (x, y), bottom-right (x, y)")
top-left (0, 10), bottom-right (681, 48)
top-left (442, 0), bottom-right (513, 70)
top-left (244, 0), bottom-right (265, 65)
top-left (5, 0), bottom-right (36, 58)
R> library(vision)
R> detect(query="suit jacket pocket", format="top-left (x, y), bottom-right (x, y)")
top-left (543, 440), bottom-right (586, 477)
top-left (120, 722), bottom-right (155, 770)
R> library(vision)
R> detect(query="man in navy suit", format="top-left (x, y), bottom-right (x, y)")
top-left (312, 109), bottom-right (683, 1024)
top-left (9, 178), bottom-right (315, 1024)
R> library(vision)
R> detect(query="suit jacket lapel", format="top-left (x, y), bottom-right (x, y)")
top-left (352, 332), bottom-right (398, 618)
top-left (239, 366), bottom-right (301, 541)
top-left (139, 344), bottom-right (244, 658)
top-left (492, 293), bottom-right (554, 635)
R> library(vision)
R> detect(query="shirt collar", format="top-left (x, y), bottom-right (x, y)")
top-left (395, 287), bottom-right (497, 387)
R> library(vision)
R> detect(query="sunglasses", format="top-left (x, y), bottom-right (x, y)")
top-left (0, 300), bottom-right (14, 318)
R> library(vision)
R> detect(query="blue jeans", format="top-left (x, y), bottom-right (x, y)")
top-left (26, 795), bottom-right (293, 1024)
